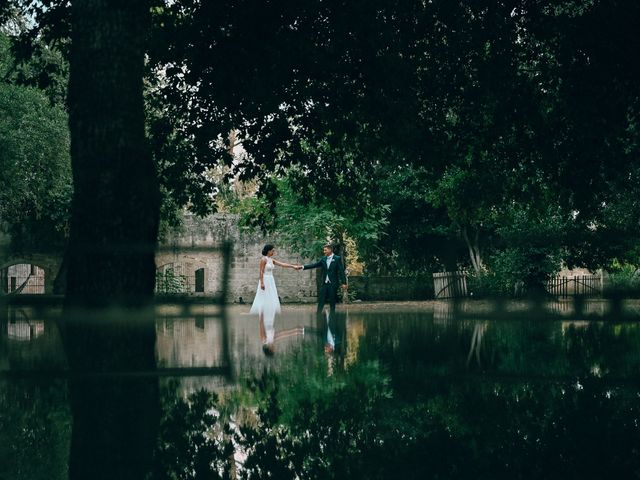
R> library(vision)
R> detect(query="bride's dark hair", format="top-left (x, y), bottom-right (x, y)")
top-left (262, 244), bottom-right (274, 256)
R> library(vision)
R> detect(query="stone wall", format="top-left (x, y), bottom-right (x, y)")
top-left (159, 213), bottom-right (318, 303)
top-left (158, 214), bottom-right (439, 303)
top-left (1, 212), bottom-right (433, 302)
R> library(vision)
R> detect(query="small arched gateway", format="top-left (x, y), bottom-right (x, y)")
top-left (0, 254), bottom-right (63, 296)
top-left (155, 261), bottom-right (208, 295)
top-left (1, 262), bottom-right (46, 295)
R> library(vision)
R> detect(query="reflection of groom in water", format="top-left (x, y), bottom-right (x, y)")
top-left (302, 244), bottom-right (348, 315)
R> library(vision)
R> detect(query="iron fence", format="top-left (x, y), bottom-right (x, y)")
top-left (546, 275), bottom-right (602, 298)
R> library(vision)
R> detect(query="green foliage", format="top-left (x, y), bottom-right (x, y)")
top-left (467, 205), bottom-right (566, 296)
top-left (237, 352), bottom-right (395, 480)
top-left (372, 164), bottom-right (461, 275)
top-left (0, 381), bottom-right (71, 480)
top-left (149, 388), bottom-right (234, 480)
top-left (0, 77), bottom-right (71, 249)
top-left (5, 0), bottom-right (640, 286)
top-left (428, 162), bottom-right (500, 232)
top-left (230, 173), bottom-right (388, 266)
top-left (604, 262), bottom-right (640, 297)
top-left (490, 246), bottom-right (561, 295)
top-left (145, 87), bottom-right (220, 221)
top-left (0, 32), bottom-right (11, 76)
top-left (466, 271), bottom-right (503, 298)
top-left (155, 268), bottom-right (189, 294)
top-left (0, 30), bottom-right (69, 106)
top-left (0, 30), bottom-right (71, 250)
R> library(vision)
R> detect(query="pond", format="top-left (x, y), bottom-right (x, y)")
top-left (1, 300), bottom-right (640, 479)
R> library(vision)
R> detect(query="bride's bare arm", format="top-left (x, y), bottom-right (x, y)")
top-left (259, 257), bottom-right (266, 289)
top-left (272, 258), bottom-right (296, 269)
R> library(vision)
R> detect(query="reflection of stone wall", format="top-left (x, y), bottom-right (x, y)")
top-left (155, 316), bottom-right (225, 368)
top-left (154, 307), bottom-right (319, 394)
top-left (0, 306), bottom-right (67, 371)
top-left (155, 309), bottom-right (318, 371)
top-left (159, 214), bottom-right (318, 303)
top-left (7, 320), bottom-right (44, 340)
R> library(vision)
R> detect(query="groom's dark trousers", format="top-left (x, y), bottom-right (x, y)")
top-left (317, 281), bottom-right (339, 314)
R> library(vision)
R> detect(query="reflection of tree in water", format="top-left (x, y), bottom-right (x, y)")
top-left (0, 380), bottom-right (71, 480)
top-left (150, 355), bottom-right (640, 480)
top-left (59, 310), bottom-right (160, 480)
top-left (466, 321), bottom-right (488, 368)
top-left (5, 309), bottom-right (640, 478)
top-left (149, 314), bottom-right (640, 478)
top-left (6, 311), bottom-right (622, 479)
top-left (148, 383), bottom-right (235, 479)
top-left (154, 315), bottom-right (640, 480)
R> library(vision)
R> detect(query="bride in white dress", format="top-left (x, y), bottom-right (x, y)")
top-left (250, 244), bottom-right (300, 352)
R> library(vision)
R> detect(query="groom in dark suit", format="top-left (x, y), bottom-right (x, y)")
top-left (302, 244), bottom-right (348, 314)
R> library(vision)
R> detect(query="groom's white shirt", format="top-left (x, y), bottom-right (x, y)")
top-left (325, 254), bottom-right (334, 283)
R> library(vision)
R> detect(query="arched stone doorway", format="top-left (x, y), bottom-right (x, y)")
top-left (155, 261), bottom-right (208, 294)
top-left (0, 254), bottom-right (62, 295)
top-left (1, 262), bottom-right (46, 294)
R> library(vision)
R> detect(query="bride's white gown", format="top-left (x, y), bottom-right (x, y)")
top-left (250, 256), bottom-right (281, 333)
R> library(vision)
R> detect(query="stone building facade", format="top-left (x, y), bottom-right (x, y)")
top-left (157, 213), bottom-right (319, 303)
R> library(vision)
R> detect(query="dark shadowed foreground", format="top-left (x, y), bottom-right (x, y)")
top-left (1, 301), bottom-right (640, 479)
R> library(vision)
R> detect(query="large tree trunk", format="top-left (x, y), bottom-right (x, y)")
top-left (66, 0), bottom-right (159, 308)
top-left (460, 224), bottom-right (485, 274)
top-left (62, 2), bottom-right (160, 479)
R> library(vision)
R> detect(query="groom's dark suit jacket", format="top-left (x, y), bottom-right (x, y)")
top-left (303, 255), bottom-right (347, 288)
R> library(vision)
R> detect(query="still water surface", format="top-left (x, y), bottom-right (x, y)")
top-left (1, 300), bottom-right (640, 479)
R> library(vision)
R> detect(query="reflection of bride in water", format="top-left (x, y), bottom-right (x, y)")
top-left (259, 315), bottom-right (304, 356)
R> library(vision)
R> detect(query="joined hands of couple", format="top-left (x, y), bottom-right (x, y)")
top-left (289, 264), bottom-right (347, 289)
